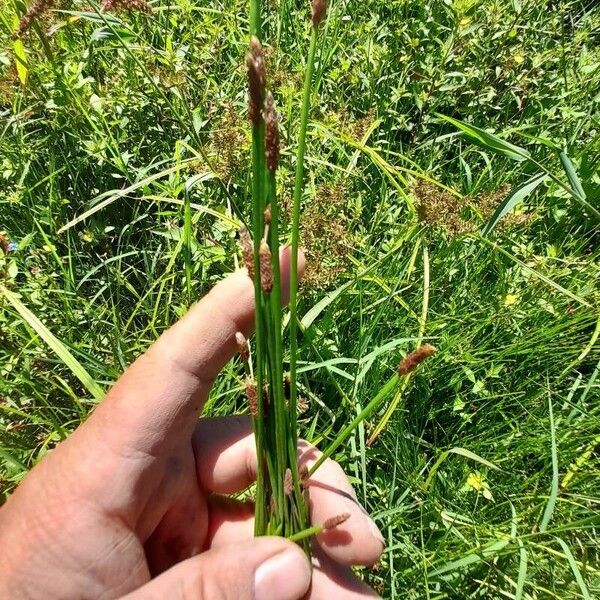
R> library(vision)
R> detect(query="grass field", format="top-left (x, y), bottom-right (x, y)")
top-left (1, 0), bottom-right (599, 597)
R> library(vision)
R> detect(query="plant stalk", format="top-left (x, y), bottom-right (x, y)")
top-left (289, 22), bottom-right (319, 471)
top-left (309, 372), bottom-right (400, 476)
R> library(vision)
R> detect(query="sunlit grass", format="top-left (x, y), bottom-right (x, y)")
top-left (1, 0), bottom-right (599, 597)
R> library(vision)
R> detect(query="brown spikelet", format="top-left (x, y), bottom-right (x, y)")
top-left (323, 513), bottom-right (351, 530)
top-left (249, 36), bottom-right (263, 61)
top-left (239, 225), bottom-right (254, 279)
top-left (246, 36), bottom-right (266, 125)
top-left (264, 204), bottom-right (272, 226)
top-left (245, 377), bottom-right (258, 417)
top-left (264, 92), bottom-right (280, 173)
top-left (259, 241), bottom-right (273, 293)
top-left (284, 468), bottom-right (293, 495)
top-left (299, 463), bottom-right (310, 488)
top-left (397, 344), bottom-right (437, 375)
top-left (15, 0), bottom-right (55, 37)
top-left (235, 332), bottom-right (249, 363)
top-left (283, 372), bottom-right (291, 399)
top-left (311, 0), bottom-right (327, 27)
top-left (101, 0), bottom-right (152, 14)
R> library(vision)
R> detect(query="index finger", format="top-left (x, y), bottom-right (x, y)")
top-left (89, 246), bottom-right (302, 455)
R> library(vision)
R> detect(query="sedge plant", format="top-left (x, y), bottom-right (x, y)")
top-left (238, 0), bottom-right (437, 549)
top-left (239, 0), bottom-right (328, 545)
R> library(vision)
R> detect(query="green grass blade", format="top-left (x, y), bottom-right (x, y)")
top-left (424, 447), bottom-right (500, 490)
top-left (437, 114), bottom-right (531, 162)
top-left (309, 373), bottom-right (400, 476)
top-left (430, 539), bottom-right (510, 577)
top-left (555, 538), bottom-right (591, 600)
top-left (57, 161), bottom-right (212, 234)
top-left (515, 540), bottom-right (528, 600)
top-left (478, 237), bottom-right (592, 308)
top-left (12, 36), bottom-right (28, 86)
top-left (559, 151), bottom-right (586, 200)
top-left (482, 173), bottom-right (547, 236)
top-left (0, 448), bottom-right (28, 473)
top-left (366, 243), bottom-right (430, 445)
top-left (1, 285), bottom-right (104, 401)
top-left (539, 390), bottom-right (558, 533)
top-left (183, 191), bottom-right (192, 301)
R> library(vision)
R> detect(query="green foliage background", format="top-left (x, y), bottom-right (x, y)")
top-left (1, 0), bottom-right (599, 597)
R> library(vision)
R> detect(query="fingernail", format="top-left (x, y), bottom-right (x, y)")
top-left (368, 517), bottom-right (385, 545)
top-left (254, 547), bottom-right (311, 600)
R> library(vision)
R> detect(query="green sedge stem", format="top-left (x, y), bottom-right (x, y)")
top-left (289, 24), bottom-right (319, 467)
top-left (288, 523), bottom-right (324, 543)
top-left (267, 172), bottom-right (290, 527)
top-left (366, 244), bottom-right (430, 445)
top-left (251, 114), bottom-right (267, 535)
top-left (183, 191), bottom-right (192, 302)
top-left (250, 0), bottom-right (261, 38)
top-left (268, 171), bottom-right (309, 537)
top-left (309, 373), bottom-right (401, 476)
top-left (249, 0), bottom-right (266, 538)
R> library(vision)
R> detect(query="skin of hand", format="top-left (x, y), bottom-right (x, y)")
top-left (0, 248), bottom-right (384, 600)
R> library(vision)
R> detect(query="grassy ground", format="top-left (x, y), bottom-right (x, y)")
top-left (1, 0), bottom-right (599, 597)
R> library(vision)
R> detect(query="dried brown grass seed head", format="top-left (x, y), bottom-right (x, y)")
top-left (246, 37), bottom-right (266, 124)
top-left (239, 225), bottom-right (254, 279)
top-left (323, 512), bottom-right (351, 530)
top-left (397, 344), bottom-right (437, 376)
top-left (264, 92), bottom-right (280, 173)
top-left (259, 241), bottom-right (273, 293)
top-left (311, 0), bottom-right (327, 27)
top-left (16, 0), bottom-right (55, 37)
top-left (245, 377), bottom-right (258, 417)
top-left (101, 0), bottom-right (152, 14)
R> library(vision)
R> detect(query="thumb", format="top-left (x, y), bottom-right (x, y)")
top-left (121, 537), bottom-right (311, 600)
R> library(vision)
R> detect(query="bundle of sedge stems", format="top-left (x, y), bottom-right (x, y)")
top-left (236, 0), bottom-right (331, 546)
top-left (239, 0), bottom-right (437, 548)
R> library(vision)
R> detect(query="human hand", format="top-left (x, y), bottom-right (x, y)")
top-left (0, 248), bottom-right (384, 599)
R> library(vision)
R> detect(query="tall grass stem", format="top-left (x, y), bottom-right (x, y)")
top-left (289, 24), bottom-right (319, 468)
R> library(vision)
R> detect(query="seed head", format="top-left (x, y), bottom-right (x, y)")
top-left (323, 512), bottom-right (351, 531)
top-left (15, 0), bottom-right (55, 37)
top-left (101, 0), bottom-right (152, 14)
top-left (239, 225), bottom-right (254, 279)
top-left (259, 241), bottom-right (273, 293)
top-left (245, 377), bottom-right (258, 417)
top-left (264, 204), bottom-right (272, 226)
top-left (246, 36), bottom-right (266, 125)
top-left (264, 92), bottom-right (280, 173)
top-left (249, 35), bottom-right (262, 59)
top-left (235, 331), bottom-right (249, 363)
top-left (311, 0), bottom-right (327, 27)
top-left (299, 463), bottom-right (310, 488)
top-left (397, 344), bottom-right (437, 375)
top-left (284, 468), bottom-right (293, 495)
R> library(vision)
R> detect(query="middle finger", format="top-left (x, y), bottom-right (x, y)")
top-left (192, 416), bottom-right (384, 567)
